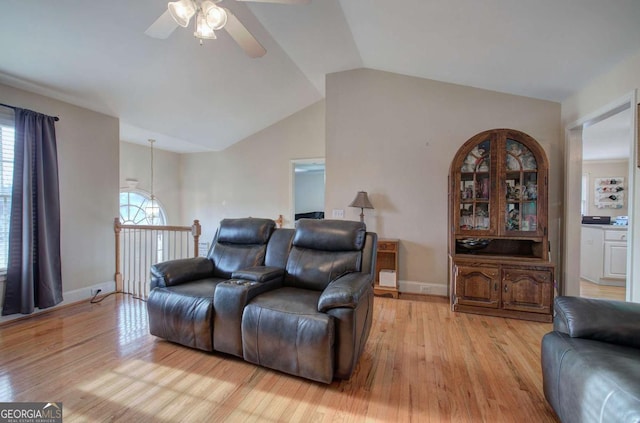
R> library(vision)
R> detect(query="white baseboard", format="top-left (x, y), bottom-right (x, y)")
top-left (63, 280), bottom-right (117, 304)
top-left (0, 280), bottom-right (116, 324)
top-left (398, 280), bottom-right (448, 297)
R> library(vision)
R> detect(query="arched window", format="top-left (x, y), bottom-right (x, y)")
top-left (119, 191), bottom-right (166, 225)
top-left (119, 190), bottom-right (167, 263)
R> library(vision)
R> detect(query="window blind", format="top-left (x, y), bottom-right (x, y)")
top-left (0, 107), bottom-right (15, 272)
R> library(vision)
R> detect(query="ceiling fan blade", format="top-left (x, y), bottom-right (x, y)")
top-left (144, 10), bottom-right (179, 39)
top-left (224, 11), bottom-right (266, 58)
top-left (235, 0), bottom-right (310, 4)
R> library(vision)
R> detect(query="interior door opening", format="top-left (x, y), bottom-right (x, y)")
top-left (290, 158), bottom-right (325, 225)
top-left (563, 91), bottom-right (638, 302)
top-left (580, 108), bottom-right (631, 301)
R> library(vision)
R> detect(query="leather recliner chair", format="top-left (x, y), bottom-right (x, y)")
top-left (541, 296), bottom-right (640, 422)
top-left (241, 219), bottom-right (377, 383)
top-left (147, 217), bottom-right (278, 351)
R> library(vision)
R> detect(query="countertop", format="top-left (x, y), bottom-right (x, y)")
top-left (581, 224), bottom-right (628, 230)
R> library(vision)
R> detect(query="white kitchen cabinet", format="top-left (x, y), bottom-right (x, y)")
top-left (580, 225), bottom-right (627, 286)
top-left (580, 226), bottom-right (603, 283)
top-left (604, 230), bottom-right (628, 279)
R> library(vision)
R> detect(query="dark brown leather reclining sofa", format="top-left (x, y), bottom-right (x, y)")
top-left (147, 217), bottom-right (377, 384)
top-left (541, 296), bottom-right (640, 422)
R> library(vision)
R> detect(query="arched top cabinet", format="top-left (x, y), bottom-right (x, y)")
top-left (450, 128), bottom-right (549, 257)
top-left (449, 129), bottom-right (554, 322)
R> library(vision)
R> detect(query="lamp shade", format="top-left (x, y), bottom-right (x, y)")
top-left (194, 12), bottom-right (217, 39)
top-left (202, 1), bottom-right (228, 30)
top-left (168, 0), bottom-right (196, 27)
top-left (349, 191), bottom-right (374, 209)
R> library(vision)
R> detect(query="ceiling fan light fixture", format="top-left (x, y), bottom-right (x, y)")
top-left (194, 12), bottom-right (217, 39)
top-left (202, 1), bottom-right (228, 30)
top-left (168, 0), bottom-right (196, 27)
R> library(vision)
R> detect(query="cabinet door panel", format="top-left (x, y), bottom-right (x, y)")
top-left (455, 265), bottom-right (500, 308)
top-left (502, 268), bottom-right (552, 314)
top-left (501, 139), bottom-right (543, 236)
top-left (604, 241), bottom-right (627, 279)
top-left (580, 226), bottom-right (604, 282)
top-left (455, 138), bottom-right (497, 236)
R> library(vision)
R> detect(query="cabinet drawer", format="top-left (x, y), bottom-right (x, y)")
top-left (503, 269), bottom-right (551, 284)
top-left (604, 230), bottom-right (627, 241)
top-left (377, 241), bottom-right (397, 252)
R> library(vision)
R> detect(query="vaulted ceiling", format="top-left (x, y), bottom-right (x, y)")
top-left (2, 0), bottom-right (640, 152)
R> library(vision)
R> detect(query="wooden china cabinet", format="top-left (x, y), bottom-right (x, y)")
top-left (448, 129), bottom-right (554, 323)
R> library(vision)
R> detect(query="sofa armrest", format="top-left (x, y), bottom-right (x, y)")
top-left (150, 257), bottom-right (214, 288)
top-left (231, 266), bottom-right (284, 283)
top-left (213, 278), bottom-right (282, 357)
top-left (554, 296), bottom-right (640, 349)
top-left (318, 272), bottom-right (372, 312)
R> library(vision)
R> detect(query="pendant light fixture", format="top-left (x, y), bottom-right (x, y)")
top-left (145, 139), bottom-right (160, 223)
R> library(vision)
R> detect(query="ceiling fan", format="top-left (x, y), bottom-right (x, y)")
top-left (145, 0), bottom-right (310, 58)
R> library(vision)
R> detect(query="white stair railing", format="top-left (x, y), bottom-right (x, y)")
top-left (114, 218), bottom-right (201, 298)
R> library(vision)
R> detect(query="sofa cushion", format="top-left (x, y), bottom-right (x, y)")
top-left (217, 218), bottom-right (275, 245)
top-left (285, 247), bottom-right (361, 291)
top-left (158, 277), bottom-right (225, 297)
top-left (242, 287), bottom-right (335, 384)
top-left (293, 219), bottom-right (366, 251)
top-left (209, 218), bottom-right (275, 278)
top-left (210, 244), bottom-right (268, 279)
top-left (542, 331), bottom-right (640, 423)
top-left (147, 278), bottom-right (225, 352)
top-left (265, 228), bottom-right (294, 268)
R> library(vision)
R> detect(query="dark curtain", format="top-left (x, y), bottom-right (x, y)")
top-left (2, 108), bottom-right (62, 315)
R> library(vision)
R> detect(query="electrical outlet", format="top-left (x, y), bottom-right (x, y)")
top-left (420, 286), bottom-right (430, 294)
top-left (91, 288), bottom-right (102, 297)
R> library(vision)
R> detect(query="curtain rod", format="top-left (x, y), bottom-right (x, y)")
top-left (0, 103), bottom-right (60, 121)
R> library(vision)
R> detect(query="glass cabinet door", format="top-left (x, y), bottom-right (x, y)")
top-left (504, 139), bottom-right (538, 233)
top-left (459, 139), bottom-right (491, 231)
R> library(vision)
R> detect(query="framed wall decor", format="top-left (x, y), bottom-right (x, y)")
top-left (594, 177), bottom-right (624, 209)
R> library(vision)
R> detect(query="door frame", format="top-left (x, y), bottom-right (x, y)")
top-left (563, 90), bottom-right (638, 301)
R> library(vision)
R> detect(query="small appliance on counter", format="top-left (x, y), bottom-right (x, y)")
top-left (582, 216), bottom-right (611, 225)
top-left (614, 216), bottom-right (629, 226)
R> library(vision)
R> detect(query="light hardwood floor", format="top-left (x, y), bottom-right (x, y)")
top-left (580, 279), bottom-right (626, 301)
top-left (0, 294), bottom-right (558, 422)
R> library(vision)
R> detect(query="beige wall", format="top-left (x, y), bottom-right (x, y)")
top-left (562, 49), bottom-right (640, 126)
top-left (120, 141), bottom-right (183, 225)
top-left (583, 160), bottom-right (629, 217)
top-left (182, 100), bottom-right (325, 244)
top-left (0, 83), bottom-right (119, 316)
top-left (325, 69), bottom-right (562, 293)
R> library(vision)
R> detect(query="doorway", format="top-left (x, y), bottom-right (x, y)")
top-left (290, 158), bottom-right (325, 225)
top-left (563, 91), bottom-right (638, 302)
top-left (579, 108), bottom-right (631, 300)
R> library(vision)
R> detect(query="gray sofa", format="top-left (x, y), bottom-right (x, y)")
top-left (541, 296), bottom-right (640, 423)
top-left (147, 217), bottom-right (377, 383)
